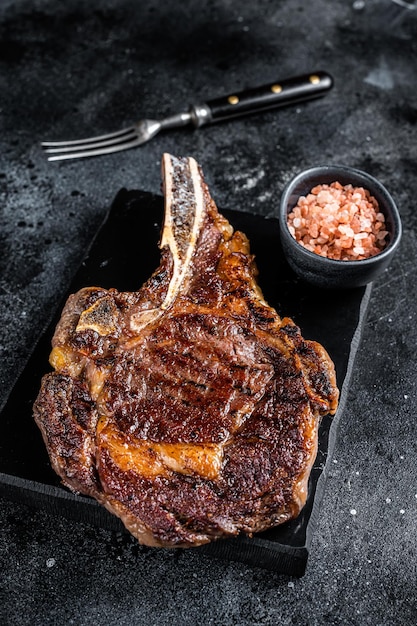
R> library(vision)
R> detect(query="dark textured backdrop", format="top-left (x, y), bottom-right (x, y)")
top-left (1, 0), bottom-right (417, 624)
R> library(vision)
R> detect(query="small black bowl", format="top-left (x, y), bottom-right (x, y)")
top-left (278, 165), bottom-right (402, 289)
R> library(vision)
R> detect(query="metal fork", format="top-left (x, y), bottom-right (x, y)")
top-left (42, 71), bottom-right (333, 161)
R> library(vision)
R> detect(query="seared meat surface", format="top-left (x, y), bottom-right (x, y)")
top-left (34, 154), bottom-right (338, 547)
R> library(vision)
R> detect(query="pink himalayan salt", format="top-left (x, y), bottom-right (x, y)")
top-left (287, 181), bottom-right (388, 261)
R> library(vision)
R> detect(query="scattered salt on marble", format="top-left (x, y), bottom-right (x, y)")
top-left (46, 558), bottom-right (56, 568)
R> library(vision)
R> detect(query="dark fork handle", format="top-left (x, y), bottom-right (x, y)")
top-left (192, 71), bottom-right (333, 126)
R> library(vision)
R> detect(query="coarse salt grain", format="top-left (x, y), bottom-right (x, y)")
top-left (287, 182), bottom-right (388, 261)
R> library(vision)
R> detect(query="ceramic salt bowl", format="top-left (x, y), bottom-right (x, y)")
top-left (278, 165), bottom-right (402, 289)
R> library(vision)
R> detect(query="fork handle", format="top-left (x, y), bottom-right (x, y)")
top-left (191, 71), bottom-right (333, 127)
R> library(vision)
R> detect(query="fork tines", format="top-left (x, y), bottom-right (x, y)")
top-left (42, 125), bottom-right (141, 161)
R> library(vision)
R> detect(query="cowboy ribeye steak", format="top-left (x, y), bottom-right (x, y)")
top-left (33, 154), bottom-right (339, 548)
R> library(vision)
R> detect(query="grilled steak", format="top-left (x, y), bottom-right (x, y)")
top-left (34, 154), bottom-right (339, 548)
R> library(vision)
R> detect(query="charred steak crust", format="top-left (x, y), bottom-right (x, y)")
top-left (34, 154), bottom-right (339, 548)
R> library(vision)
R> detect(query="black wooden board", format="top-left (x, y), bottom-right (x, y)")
top-left (0, 189), bottom-right (372, 576)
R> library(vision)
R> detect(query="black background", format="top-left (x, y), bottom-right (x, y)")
top-left (1, 0), bottom-right (416, 623)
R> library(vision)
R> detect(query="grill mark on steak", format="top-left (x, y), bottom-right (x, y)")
top-left (33, 153), bottom-right (339, 547)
